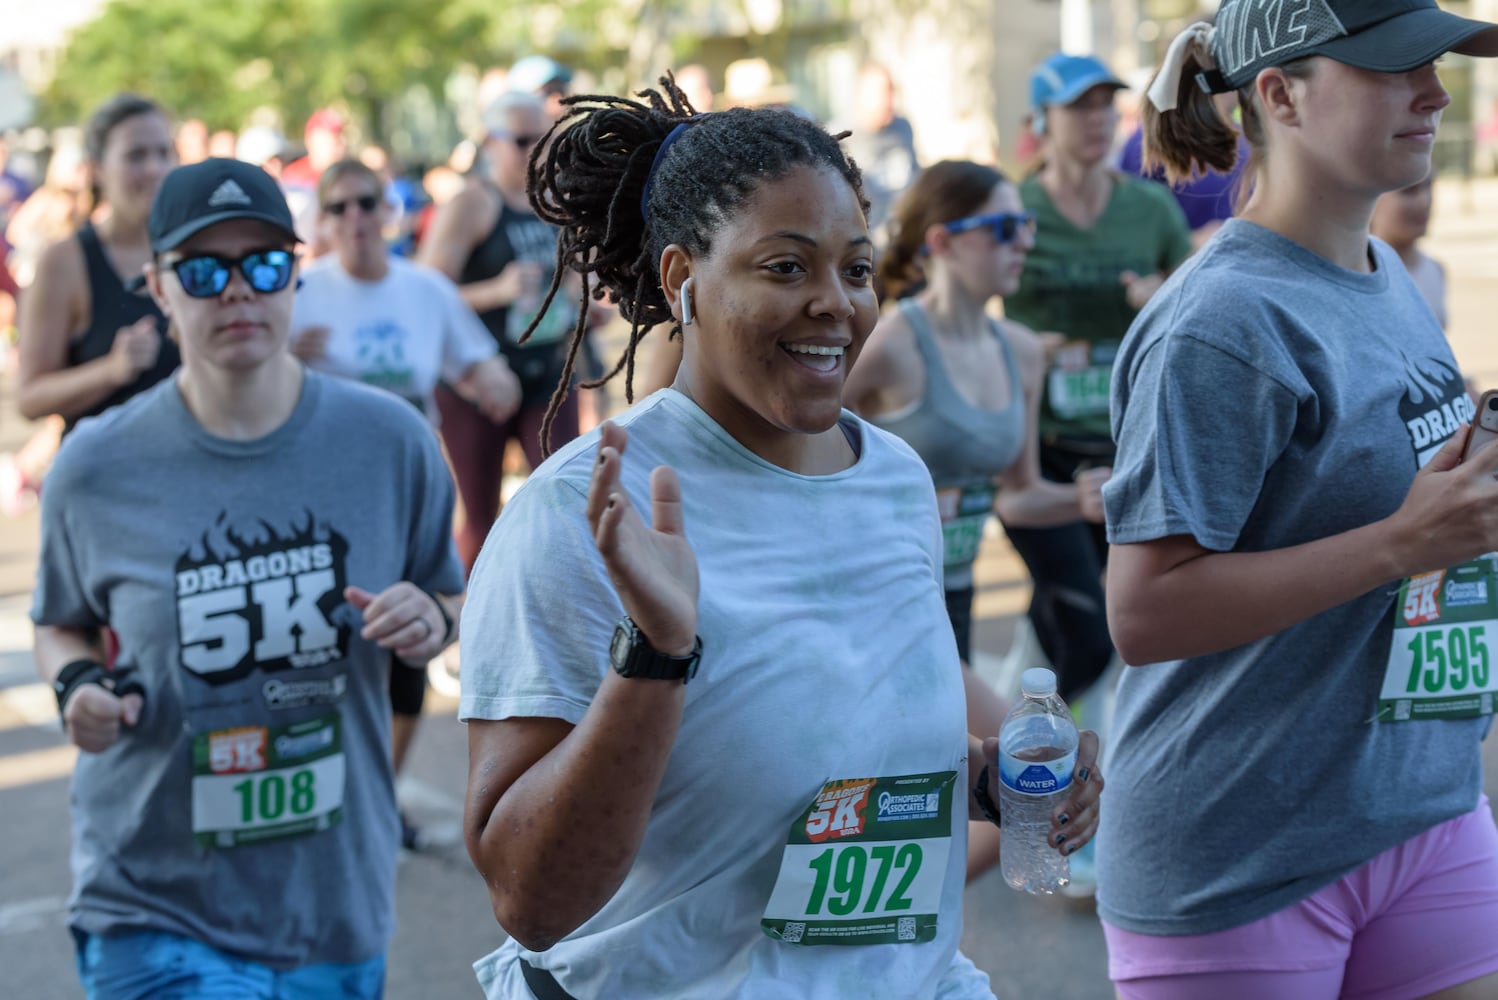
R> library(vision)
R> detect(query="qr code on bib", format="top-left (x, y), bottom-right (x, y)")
top-left (783, 922), bottom-right (805, 943)
top-left (897, 917), bottom-right (916, 941)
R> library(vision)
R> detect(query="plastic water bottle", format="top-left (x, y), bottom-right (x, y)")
top-left (998, 667), bottom-right (1079, 894)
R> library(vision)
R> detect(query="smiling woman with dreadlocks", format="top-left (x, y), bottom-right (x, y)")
top-left (458, 76), bottom-right (1103, 999)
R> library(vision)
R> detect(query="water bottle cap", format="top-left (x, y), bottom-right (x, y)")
top-left (1020, 667), bottom-right (1058, 697)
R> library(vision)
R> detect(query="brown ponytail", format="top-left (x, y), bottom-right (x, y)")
top-left (878, 160), bottom-right (1005, 302)
top-left (1141, 51), bottom-right (1238, 185)
top-left (1145, 51), bottom-right (1319, 210)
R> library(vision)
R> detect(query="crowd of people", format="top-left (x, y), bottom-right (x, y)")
top-left (9, 0), bottom-right (1498, 996)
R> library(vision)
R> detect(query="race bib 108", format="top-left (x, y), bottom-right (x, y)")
top-left (191, 713), bottom-right (346, 848)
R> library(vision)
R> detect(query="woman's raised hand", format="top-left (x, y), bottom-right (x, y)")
top-left (586, 421), bottom-right (699, 655)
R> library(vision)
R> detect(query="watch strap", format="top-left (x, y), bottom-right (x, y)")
top-left (610, 617), bottom-right (702, 683)
top-left (422, 588), bottom-right (455, 645)
top-left (974, 764), bottom-right (1002, 828)
top-left (53, 658), bottom-right (109, 716)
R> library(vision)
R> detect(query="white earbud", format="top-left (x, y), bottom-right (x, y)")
top-left (680, 277), bottom-right (696, 326)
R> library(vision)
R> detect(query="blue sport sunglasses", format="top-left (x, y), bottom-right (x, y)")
top-left (943, 211), bottom-right (1037, 244)
top-left (167, 249), bottom-right (298, 299)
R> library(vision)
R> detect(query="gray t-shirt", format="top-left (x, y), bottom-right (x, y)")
top-left (1099, 220), bottom-right (1488, 935)
top-left (33, 371), bottom-right (463, 967)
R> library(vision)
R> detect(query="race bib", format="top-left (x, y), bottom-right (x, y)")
top-left (191, 713), bottom-right (345, 848)
top-left (1046, 340), bottom-right (1114, 421)
top-left (935, 484), bottom-right (996, 568)
top-left (761, 771), bottom-right (955, 947)
top-left (1046, 365), bottom-right (1111, 420)
top-left (1377, 556), bottom-right (1498, 722)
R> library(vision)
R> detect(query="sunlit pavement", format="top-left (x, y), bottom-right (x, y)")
top-left (3, 176), bottom-right (1498, 998)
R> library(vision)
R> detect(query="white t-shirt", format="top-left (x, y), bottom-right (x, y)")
top-left (459, 390), bottom-right (993, 1000)
top-left (291, 256), bottom-right (496, 420)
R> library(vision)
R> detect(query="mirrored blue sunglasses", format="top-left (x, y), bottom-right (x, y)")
top-left (168, 249), bottom-right (297, 299)
top-left (943, 211), bottom-right (1037, 244)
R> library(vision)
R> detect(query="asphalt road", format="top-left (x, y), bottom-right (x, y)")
top-left (4, 176), bottom-right (1498, 999)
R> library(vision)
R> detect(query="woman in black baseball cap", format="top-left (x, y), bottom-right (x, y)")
top-left (1096, 2), bottom-right (1498, 998)
top-left (33, 157), bottom-right (468, 997)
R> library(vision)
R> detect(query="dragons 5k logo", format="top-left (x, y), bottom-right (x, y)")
top-left (1397, 354), bottom-right (1473, 469)
top-left (175, 512), bottom-right (351, 686)
top-left (804, 778), bottom-right (876, 843)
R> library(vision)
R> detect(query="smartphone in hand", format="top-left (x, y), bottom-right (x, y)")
top-left (1461, 390), bottom-right (1498, 462)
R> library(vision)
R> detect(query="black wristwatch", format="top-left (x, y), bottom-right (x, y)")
top-left (974, 764), bottom-right (1003, 828)
top-left (609, 617), bottom-right (702, 683)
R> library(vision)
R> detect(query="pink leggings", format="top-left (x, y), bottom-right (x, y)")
top-left (1104, 797), bottom-right (1498, 1000)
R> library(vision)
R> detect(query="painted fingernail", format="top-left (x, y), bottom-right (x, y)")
top-left (1066, 843), bottom-right (1077, 855)
top-left (1055, 833), bottom-right (1067, 846)
top-left (1077, 768), bottom-right (1091, 783)
top-left (1057, 813), bottom-right (1070, 826)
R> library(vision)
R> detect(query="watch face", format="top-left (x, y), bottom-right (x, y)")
top-left (610, 621), bottom-right (633, 668)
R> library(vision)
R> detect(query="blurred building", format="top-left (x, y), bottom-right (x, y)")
top-left (7, 0), bottom-right (1492, 179)
top-left (594, 0), bottom-right (1492, 177)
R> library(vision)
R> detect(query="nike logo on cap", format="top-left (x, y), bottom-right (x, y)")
top-left (208, 179), bottom-right (252, 208)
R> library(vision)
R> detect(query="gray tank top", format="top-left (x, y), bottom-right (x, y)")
top-left (873, 298), bottom-right (1026, 590)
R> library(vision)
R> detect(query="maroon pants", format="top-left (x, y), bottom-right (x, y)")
top-left (435, 384), bottom-right (580, 573)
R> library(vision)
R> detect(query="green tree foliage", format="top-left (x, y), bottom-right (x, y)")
top-left (42, 0), bottom-right (495, 139)
top-left (43, 0), bottom-right (722, 146)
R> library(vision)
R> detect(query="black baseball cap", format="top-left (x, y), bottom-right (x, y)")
top-left (148, 158), bottom-right (299, 255)
top-left (1209, 0), bottom-right (1498, 92)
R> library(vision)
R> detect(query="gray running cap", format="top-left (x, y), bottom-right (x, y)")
top-left (1204, 0), bottom-right (1498, 93)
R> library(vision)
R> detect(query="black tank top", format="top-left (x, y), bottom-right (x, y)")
top-left (65, 223), bottom-right (179, 430)
top-left (458, 194), bottom-right (576, 403)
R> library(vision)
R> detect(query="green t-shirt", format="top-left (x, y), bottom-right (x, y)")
top-left (1007, 173), bottom-right (1192, 441)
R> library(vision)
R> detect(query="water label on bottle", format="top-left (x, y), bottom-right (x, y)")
top-left (998, 748), bottom-right (1075, 797)
top-left (760, 771), bottom-right (955, 947)
top-left (1377, 555), bottom-right (1498, 723)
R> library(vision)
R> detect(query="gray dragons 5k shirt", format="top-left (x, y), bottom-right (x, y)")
top-left (1099, 220), bottom-right (1487, 936)
top-left (33, 372), bottom-right (462, 967)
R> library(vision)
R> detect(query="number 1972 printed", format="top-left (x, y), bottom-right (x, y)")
top-left (805, 843), bottom-right (921, 916)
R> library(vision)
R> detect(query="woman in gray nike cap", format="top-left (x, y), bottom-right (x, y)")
top-left (1100, 1), bottom-right (1498, 996)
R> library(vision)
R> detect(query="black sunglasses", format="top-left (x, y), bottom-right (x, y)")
top-left (944, 211), bottom-right (1038, 244)
top-left (323, 194), bottom-right (381, 216)
top-left (490, 131), bottom-right (540, 150)
top-left (165, 249), bottom-right (297, 299)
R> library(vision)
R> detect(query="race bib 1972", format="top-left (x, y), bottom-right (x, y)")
top-left (761, 771), bottom-right (956, 947)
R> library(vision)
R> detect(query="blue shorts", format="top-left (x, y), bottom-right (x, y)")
top-left (72, 927), bottom-right (386, 1000)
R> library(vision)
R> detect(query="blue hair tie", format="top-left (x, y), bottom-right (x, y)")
top-left (640, 117), bottom-right (704, 223)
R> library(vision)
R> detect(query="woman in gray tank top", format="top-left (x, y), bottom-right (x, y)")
top-left (844, 160), bottom-right (1108, 879)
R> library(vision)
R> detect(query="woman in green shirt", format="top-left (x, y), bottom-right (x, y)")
top-left (1001, 52), bottom-right (1192, 707)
